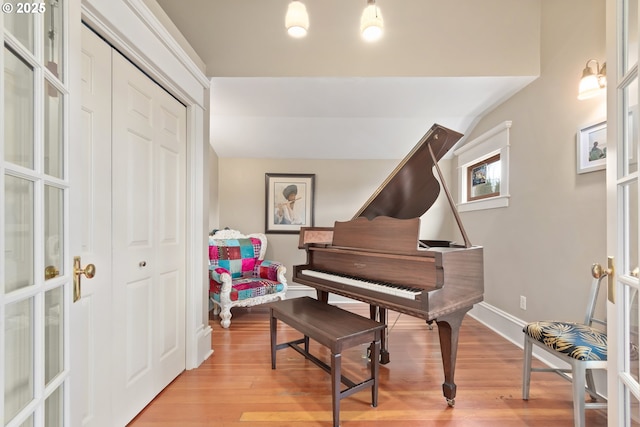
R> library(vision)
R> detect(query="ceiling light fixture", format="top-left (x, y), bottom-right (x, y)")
top-left (578, 59), bottom-right (607, 100)
top-left (360, 0), bottom-right (384, 42)
top-left (285, 1), bottom-right (309, 38)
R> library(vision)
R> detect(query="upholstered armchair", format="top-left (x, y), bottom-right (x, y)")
top-left (208, 229), bottom-right (287, 328)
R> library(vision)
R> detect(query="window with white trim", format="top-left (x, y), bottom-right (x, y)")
top-left (454, 121), bottom-right (511, 212)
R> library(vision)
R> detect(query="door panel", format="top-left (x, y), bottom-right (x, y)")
top-left (70, 26), bottom-right (113, 427)
top-left (111, 48), bottom-right (186, 426)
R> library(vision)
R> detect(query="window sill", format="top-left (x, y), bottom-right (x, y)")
top-left (458, 195), bottom-right (510, 212)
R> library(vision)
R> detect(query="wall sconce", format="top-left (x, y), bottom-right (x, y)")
top-left (578, 59), bottom-right (607, 100)
top-left (285, 1), bottom-right (309, 38)
top-left (360, 0), bottom-right (384, 42)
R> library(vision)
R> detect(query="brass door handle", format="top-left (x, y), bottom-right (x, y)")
top-left (73, 256), bottom-right (96, 302)
top-left (45, 265), bottom-right (59, 280)
top-left (592, 256), bottom-right (615, 303)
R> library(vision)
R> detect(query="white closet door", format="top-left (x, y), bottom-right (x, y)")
top-left (111, 49), bottom-right (187, 426)
top-left (70, 26), bottom-right (114, 427)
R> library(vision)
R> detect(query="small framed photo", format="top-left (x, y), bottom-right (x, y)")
top-left (577, 120), bottom-right (607, 174)
top-left (265, 173), bottom-right (315, 234)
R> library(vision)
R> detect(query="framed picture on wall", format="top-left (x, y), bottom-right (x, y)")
top-left (577, 120), bottom-right (607, 174)
top-left (265, 173), bottom-right (315, 234)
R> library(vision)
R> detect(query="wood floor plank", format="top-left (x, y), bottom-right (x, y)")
top-left (128, 303), bottom-right (607, 427)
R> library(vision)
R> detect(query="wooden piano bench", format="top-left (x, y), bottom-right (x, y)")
top-left (267, 296), bottom-right (385, 427)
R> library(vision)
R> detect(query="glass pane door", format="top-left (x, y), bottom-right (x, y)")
top-left (611, 0), bottom-right (640, 425)
top-left (2, 1), bottom-right (69, 425)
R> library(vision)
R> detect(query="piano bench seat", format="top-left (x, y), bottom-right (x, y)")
top-left (209, 230), bottom-right (288, 328)
top-left (268, 297), bottom-right (385, 427)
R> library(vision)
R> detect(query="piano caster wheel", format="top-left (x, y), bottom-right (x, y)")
top-left (426, 320), bottom-right (434, 331)
top-left (446, 398), bottom-right (455, 407)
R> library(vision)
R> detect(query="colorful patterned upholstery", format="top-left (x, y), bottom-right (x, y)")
top-left (208, 230), bottom-right (287, 328)
top-left (210, 276), bottom-right (285, 303)
top-left (522, 274), bottom-right (609, 427)
top-left (209, 237), bottom-right (261, 279)
top-left (523, 321), bottom-right (607, 361)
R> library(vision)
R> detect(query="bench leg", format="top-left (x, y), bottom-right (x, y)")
top-left (270, 309), bottom-right (277, 369)
top-left (331, 352), bottom-right (341, 427)
top-left (371, 339), bottom-right (380, 407)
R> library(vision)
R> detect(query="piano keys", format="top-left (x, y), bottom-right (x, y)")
top-left (292, 124), bottom-right (484, 407)
top-left (299, 269), bottom-right (424, 300)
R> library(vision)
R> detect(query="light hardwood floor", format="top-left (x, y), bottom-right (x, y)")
top-left (128, 303), bottom-right (608, 427)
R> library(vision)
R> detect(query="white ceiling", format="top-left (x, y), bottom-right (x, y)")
top-left (156, 1), bottom-right (537, 159)
top-left (209, 76), bottom-right (533, 159)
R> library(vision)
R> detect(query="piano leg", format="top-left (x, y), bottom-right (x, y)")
top-left (316, 289), bottom-right (329, 303)
top-left (369, 305), bottom-right (390, 364)
top-left (435, 307), bottom-right (471, 407)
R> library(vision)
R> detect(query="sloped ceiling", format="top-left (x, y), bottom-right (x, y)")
top-left (155, 0), bottom-right (540, 159)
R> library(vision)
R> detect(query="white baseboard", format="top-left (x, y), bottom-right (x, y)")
top-left (469, 301), bottom-right (607, 396)
top-left (468, 301), bottom-right (570, 370)
top-left (195, 325), bottom-right (213, 367)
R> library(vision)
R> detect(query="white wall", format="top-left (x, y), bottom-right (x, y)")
top-left (208, 145), bottom-right (219, 231)
top-left (460, 0), bottom-right (607, 324)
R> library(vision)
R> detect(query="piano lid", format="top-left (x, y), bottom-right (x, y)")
top-left (353, 123), bottom-right (463, 221)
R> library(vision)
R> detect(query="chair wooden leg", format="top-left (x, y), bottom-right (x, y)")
top-left (219, 307), bottom-right (232, 328)
top-left (571, 362), bottom-right (586, 427)
top-left (522, 337), bottom-right (533, 400)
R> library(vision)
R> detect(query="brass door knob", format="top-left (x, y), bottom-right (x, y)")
top-left (73, 256), bottom-right (96, 302)
top-left (593, 257), bottom-right (616, 303)
top-left (78, 263), bottom-right (96, 279)
top-left (44, 265), bottom-right (59, 280)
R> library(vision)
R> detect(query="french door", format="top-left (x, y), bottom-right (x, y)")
top-left (608, 0), bottom-right (640, 425)
top-left (2, 1), bottom-right (69, 426)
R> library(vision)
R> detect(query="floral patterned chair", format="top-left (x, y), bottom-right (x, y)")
top-left (209, 229), bottom-right (287, 328)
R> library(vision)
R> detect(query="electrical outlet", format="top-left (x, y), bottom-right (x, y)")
top-left (520, 295), bottom-right (527, 310)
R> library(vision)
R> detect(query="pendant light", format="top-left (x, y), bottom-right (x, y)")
top-left (360, 0), bottom-right (383, 42)
top-left (285, 1), bottom-right (309, 38)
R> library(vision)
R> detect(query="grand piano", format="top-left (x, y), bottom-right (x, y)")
top-left (293, 123), bottom-right (484, 406)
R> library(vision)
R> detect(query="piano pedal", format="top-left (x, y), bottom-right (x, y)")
top-left (362, 344), bottom-right (370, 360)
top-left (363, 346), bottom-right (390, 364)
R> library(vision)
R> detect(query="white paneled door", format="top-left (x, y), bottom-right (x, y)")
top-left (110, 42), bottom-right (186, 427)
top-left (70, 26), bottom-right (187, 427)
top-left (70, 26), bottom-right (113, 427)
